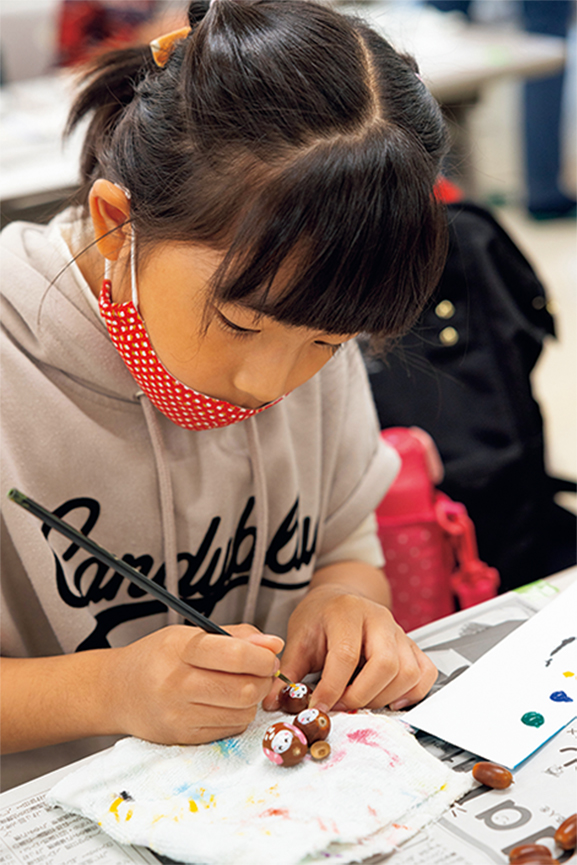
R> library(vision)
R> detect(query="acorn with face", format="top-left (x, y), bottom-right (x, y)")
top-left (278, 682), bottom-right (312, 714)
top-left (262, 722), bottom-right (308, 767)
top-left (293, 707), bottom-right (331, 745)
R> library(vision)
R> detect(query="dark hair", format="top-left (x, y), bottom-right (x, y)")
top-left (67, 0), bottom-right (449, 339)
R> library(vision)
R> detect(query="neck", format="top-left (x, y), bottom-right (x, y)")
top-left (75, 242), bottom-right (105, 300)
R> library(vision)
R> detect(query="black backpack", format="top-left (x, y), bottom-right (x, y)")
top-left (364, 202), bottom-right (576, 593)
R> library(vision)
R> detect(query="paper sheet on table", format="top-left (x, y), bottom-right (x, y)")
top-left (405, 579), bottom-right (577, 769)
top-left (48, 709), bottom-right (473, 865)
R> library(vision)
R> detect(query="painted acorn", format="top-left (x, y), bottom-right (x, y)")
top-left (293, 707), bottom-right (331, 745)
top-left (262, 722), bottom-right (308, 767)
top-left (278, 682), bottom-right (312, 714)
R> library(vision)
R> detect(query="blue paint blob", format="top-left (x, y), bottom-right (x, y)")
top-left (521, 711), bottom-right (545, 728)
top-left (215, 737), bottom-right (243, 758)
top-left (550, 690), bottom-right (573, 703)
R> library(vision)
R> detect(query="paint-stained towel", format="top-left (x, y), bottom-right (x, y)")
top-left (47, 710), bottom-right (474, 865)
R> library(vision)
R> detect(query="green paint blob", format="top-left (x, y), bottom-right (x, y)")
top-left (521, 711), bottom-right (545, 728)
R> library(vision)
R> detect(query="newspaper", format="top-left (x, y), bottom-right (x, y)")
top-left (1, 570), bottom-right (575, 865)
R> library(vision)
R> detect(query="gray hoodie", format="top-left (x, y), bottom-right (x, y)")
top-left (0, 209), bottom-right (399, 659)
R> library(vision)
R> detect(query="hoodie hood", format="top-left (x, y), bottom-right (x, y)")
top-left (1, 209), bottom-right (140, 402)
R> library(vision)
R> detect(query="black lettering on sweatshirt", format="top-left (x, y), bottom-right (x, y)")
top-left (41, 495), bottom-right (318, 649)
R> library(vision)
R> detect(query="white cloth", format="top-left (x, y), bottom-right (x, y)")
top-left (48, 710), bottom-right (474, 865)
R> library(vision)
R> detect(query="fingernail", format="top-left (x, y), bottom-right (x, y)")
top-left (333, 701), bottom-right (347, 712)
top-left (311, 702), bottom-right (329, 715)
top-left (389, 698), bottom-right (410, 711)
top-left (273, 657), bottom-right (281, 675)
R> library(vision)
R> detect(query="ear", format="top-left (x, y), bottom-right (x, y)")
top-left (89, 179), bottom-right (131, 261)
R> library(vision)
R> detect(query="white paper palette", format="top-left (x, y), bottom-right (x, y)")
top-left (405, 581), bottom-right (577, 769)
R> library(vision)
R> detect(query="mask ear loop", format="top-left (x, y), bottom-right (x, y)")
top-left (101, 228), bottom-right (138, 311)
top-left (102, 184), bottom-right (139, 310)
top-left (130, 227), bottom-right (140, 313)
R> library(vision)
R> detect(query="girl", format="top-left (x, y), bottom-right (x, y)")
top-left (1, 0), bottom-right (448, 759)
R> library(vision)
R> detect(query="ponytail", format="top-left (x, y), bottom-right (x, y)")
top-left (66, 45), bottom-right (155, 187)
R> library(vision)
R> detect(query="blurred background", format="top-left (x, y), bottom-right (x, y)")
top-left (0, 0), bottom-right (575, 518)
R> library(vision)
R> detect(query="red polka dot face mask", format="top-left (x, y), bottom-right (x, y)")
top-left (98, 243), bottom-right (285, 431)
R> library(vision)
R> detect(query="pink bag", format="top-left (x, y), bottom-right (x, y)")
top-left (376, 427), bottom-right (500, 632)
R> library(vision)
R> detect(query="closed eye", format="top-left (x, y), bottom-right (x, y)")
top-left (215, 309), bottom-right (260, 336)
top-left (314, 341), bottom-right (344, 356)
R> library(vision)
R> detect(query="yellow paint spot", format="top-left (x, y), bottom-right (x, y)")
top-left (126, 810), bottom-right (133, 821)
top-left (189, 799), bottom-right (199, 813)
top-left (563, 671), bottom-right (574, 677)
top-left (109, 797), bottom-right (124, 822)
top-left (440, 784), bottom-right (447, 791)
top-left (268, 785), bottom-right (279, 796)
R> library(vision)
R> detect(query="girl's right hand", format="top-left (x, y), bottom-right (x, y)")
top-left (105, 624), bottom-right (284, 745)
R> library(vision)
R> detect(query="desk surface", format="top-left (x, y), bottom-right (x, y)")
top-left (0, 568), bottom-right (575, 865)
top-left (0, 5), bottom-right (566, 205)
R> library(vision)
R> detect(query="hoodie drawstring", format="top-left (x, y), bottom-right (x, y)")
top-left (139, 396), bottom-right (268, 628)
top-left (242, 415), bottom-right (268, 624)
top-left (139, 393), bottom-right (180, 625)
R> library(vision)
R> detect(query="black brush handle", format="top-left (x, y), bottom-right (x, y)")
top-left (7, 488), bottom-right (229, 634)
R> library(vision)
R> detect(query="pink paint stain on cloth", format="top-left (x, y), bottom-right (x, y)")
top-left (347, 728), bottom-right (401, 767)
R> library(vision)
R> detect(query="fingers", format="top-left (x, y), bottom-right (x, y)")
top-left (387, 647), bottom-right (438, 710)
top-left (179, 666), bottom-right (274, 710)
top-left (117, 624), bottom-right (286, 746)
top-left (308, 612), bottom-right (437, 713)
top-left (261, 646), bottom-right (317, 711)
top-left (307, 629), bottom-right (364, 713)
top-left (338, 632), bottom-right (418, 710)
top-left (179, 625), bottom-right (283, 679)
top-left (260, 619), bottom-right (324, 711)
top-left (242, 630), bottom-right (285, 656)
top-left (327, 639), bottom-right (436, 712)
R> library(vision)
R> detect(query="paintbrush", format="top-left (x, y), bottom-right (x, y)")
top-left (7, 488), bottom-right (294, 687)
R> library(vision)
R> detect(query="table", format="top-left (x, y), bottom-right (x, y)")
top-left (0, 4), bottom-right (566, 222)
top-left (0, 567), bottom-right (575, 864)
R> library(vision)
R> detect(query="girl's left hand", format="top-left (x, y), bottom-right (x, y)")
top-left (262, 568), bottom-right (437, 713)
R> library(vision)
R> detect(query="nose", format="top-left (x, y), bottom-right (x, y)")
top-left (232, 350), bottom-right (295, 407)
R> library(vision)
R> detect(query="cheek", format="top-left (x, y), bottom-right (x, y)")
top-left (286, 351), bottom-right (334, 392)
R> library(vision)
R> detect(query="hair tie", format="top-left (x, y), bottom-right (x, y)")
top-left (150, 26), bottom-right (192, 68)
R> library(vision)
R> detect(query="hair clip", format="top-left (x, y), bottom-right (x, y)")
top-left (149, 26), bottom-right (192, 68)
